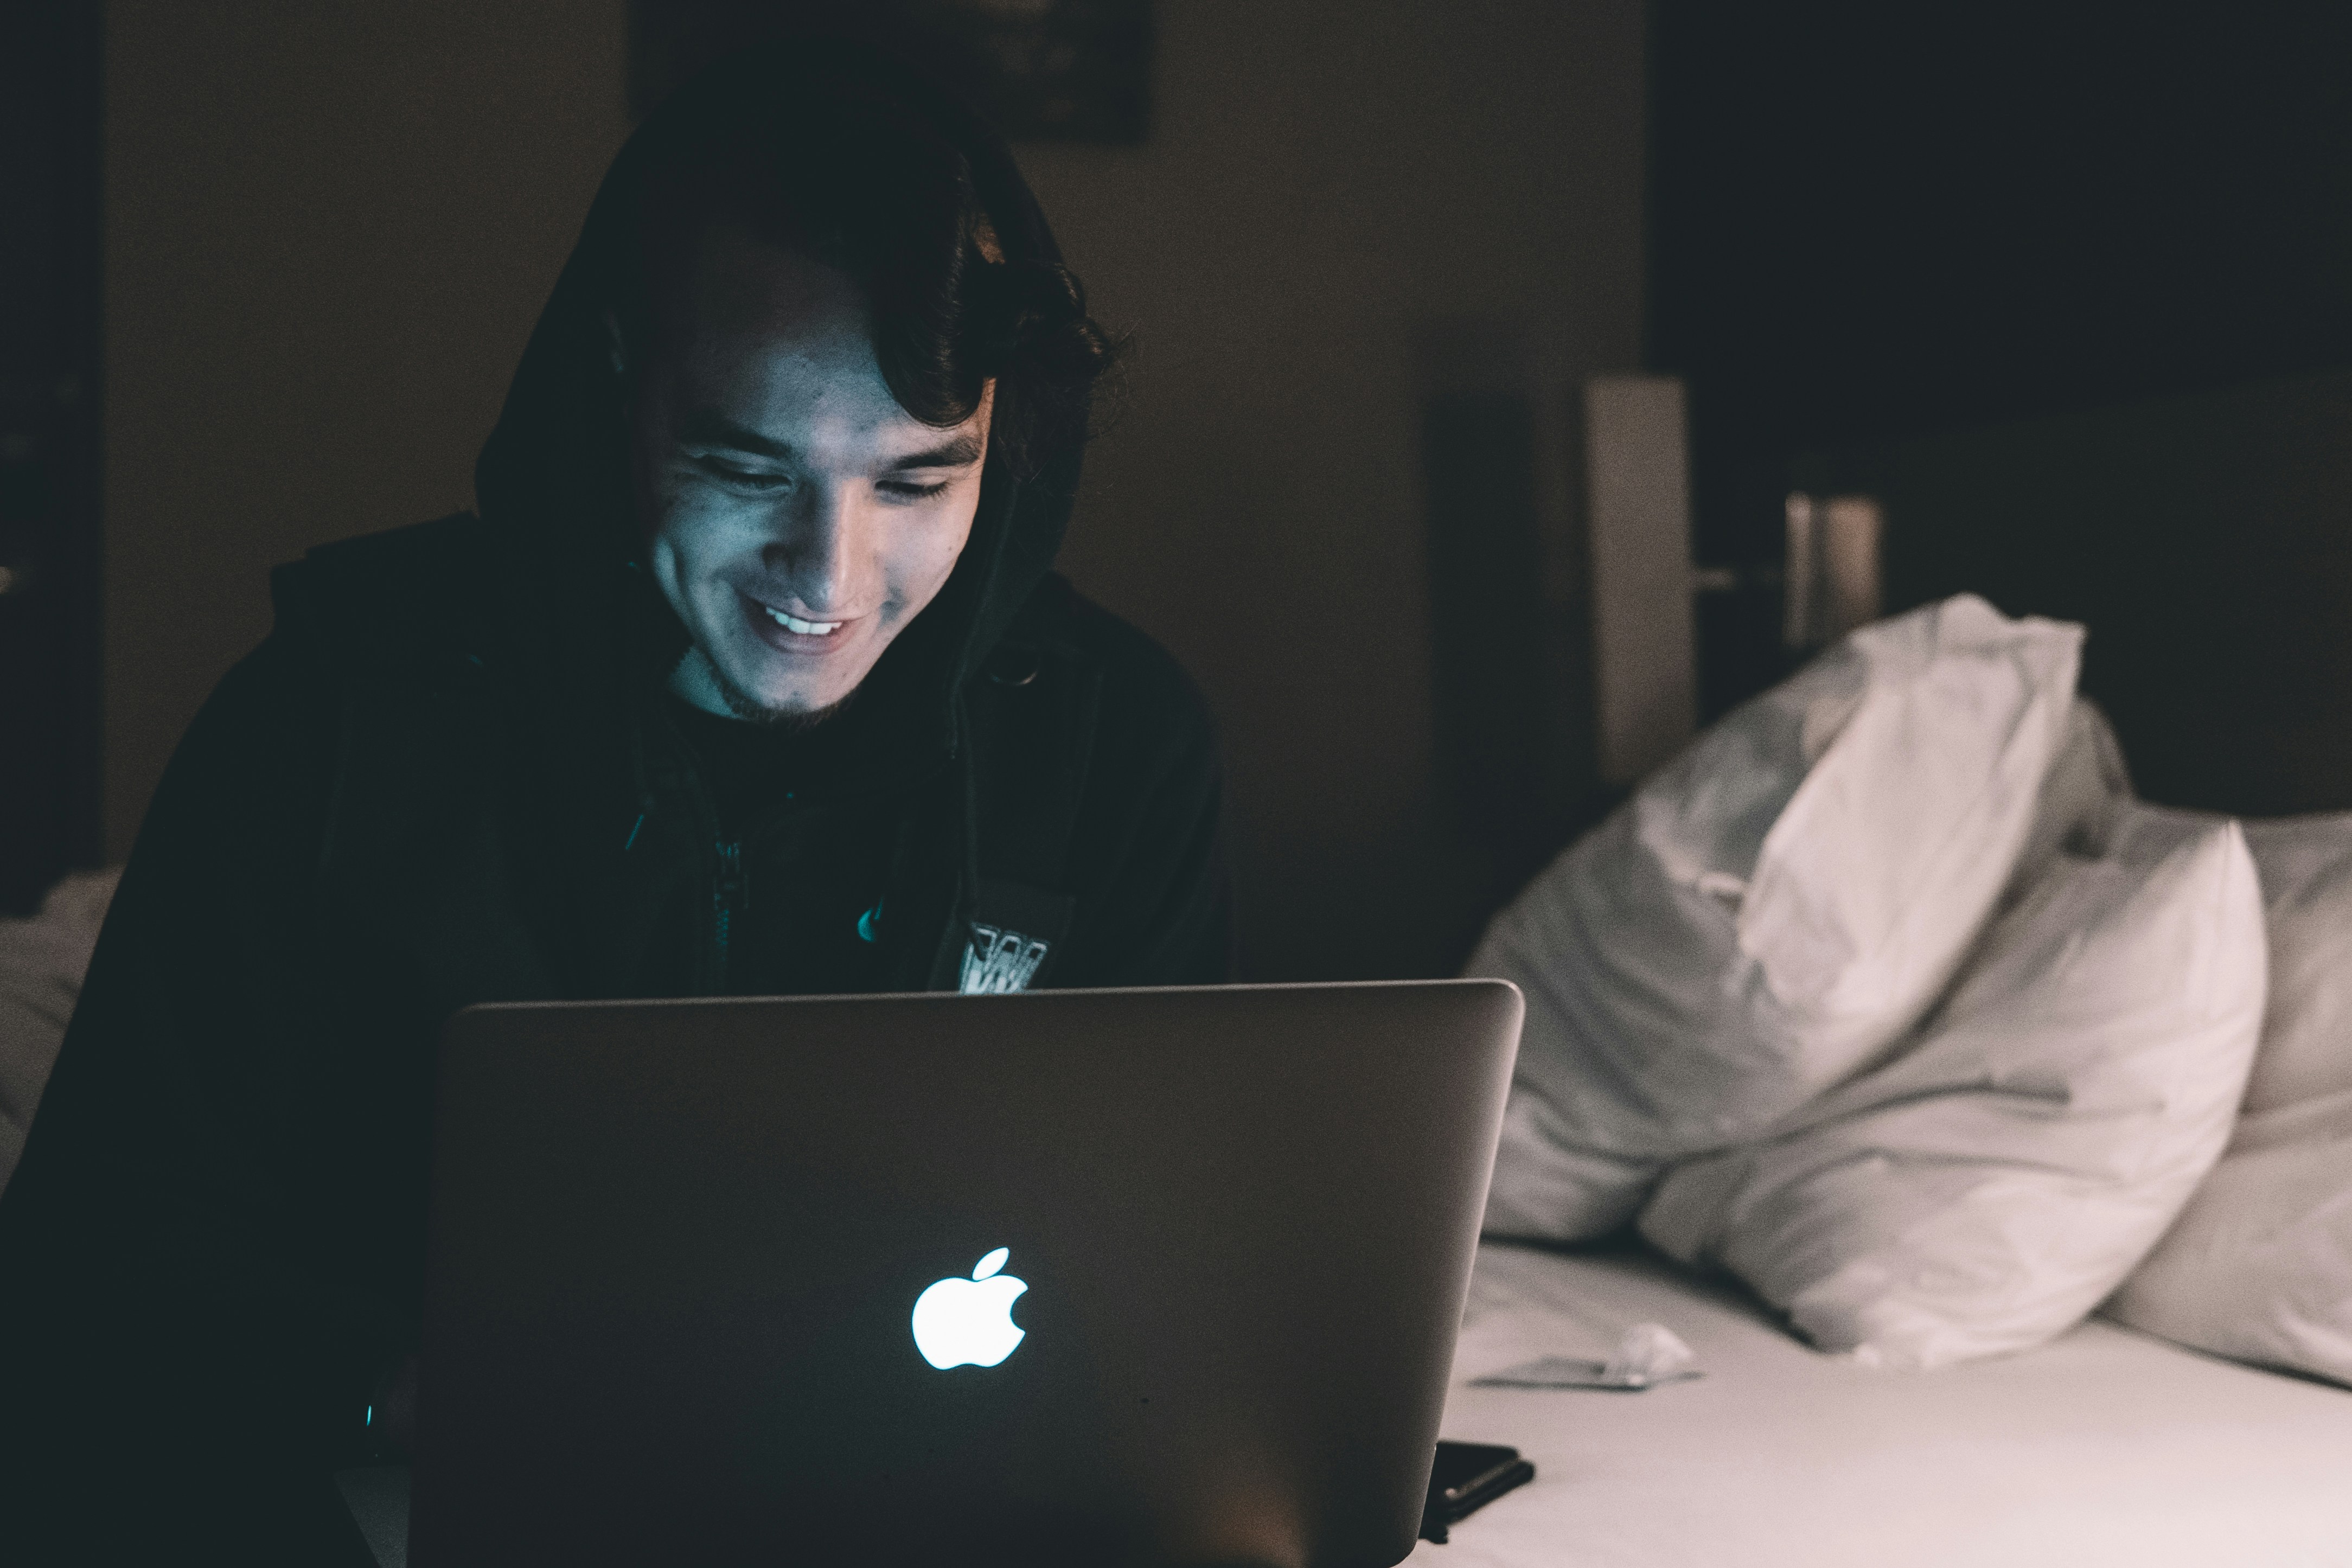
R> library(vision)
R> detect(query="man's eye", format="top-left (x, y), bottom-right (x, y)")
top-left (878, 479), bottom-right (952, 502)
top-left (695, 457), bottom-right (790, 492)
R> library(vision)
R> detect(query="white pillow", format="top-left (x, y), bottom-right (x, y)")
top-left (2006, 695), bottom-right (2134, 899)
top-left (2106, 814), bottom-right (2352, 1386)
top-left (1474, 596), bottom-right (2083, 1239)
top-left (1640, 804), bottom-right (2266, 1369)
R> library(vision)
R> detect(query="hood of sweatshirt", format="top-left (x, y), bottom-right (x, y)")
top-left (472, 40), bottom-right (1085, 778)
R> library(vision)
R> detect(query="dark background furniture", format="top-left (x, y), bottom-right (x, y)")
top-left (1798, 369), bottom-right (2352, 818)
top-left (0, 0), bottom-right (103, 914)
top-left (1648, 1), bottom-right (2352, 720)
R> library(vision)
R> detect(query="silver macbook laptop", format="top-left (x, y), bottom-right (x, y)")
top-left (408, 980), bottom-right (1521, 1566)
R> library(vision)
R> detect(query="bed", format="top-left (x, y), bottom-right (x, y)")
top-left (1410, 1243), bottom-right (2352, 1567)
top-left (1401, 366), bottom-right (2352, 1566)
top-left (327, 1236), bottom-right (2352, 1568)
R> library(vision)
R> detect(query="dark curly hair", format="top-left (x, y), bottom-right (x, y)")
top-left (617, 51), bottom-right (1120, 481)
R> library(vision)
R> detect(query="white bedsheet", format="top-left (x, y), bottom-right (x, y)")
top-left (341, 1241), bottom-right (2352, 1566)
top-left (1411, 1243), bottom-right (2352, 1568)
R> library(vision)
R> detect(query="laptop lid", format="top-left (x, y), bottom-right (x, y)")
top-left (409, 980), bottom-right (1520, 1567)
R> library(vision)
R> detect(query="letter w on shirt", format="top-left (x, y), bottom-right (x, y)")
top-left (960, 924), bottom-right (1050, 994)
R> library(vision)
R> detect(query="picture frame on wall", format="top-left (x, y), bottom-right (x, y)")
top-left (630, 1), bottom-right (1153, 143)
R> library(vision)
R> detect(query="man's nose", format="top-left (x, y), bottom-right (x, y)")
top-left (761, 484), bottom-right (860, 610)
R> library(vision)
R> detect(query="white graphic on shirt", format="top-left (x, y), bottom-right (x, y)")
top-left (960, 924), bottom-right (1050, 994)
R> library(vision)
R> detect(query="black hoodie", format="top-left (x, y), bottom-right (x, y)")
top-left (0, 46), bottom-right (1229, 1562)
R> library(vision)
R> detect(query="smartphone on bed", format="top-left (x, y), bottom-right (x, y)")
top-left (1421, 1440), bottom-right (1536, 1541)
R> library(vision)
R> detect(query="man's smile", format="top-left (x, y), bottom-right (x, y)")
top-left (737, 588), bottom-right (863, 655)
top-left (765, 606), bottom-right (840, 635)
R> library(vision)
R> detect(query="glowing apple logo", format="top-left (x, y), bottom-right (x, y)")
top-left (911, 1247), bottom-right (1029, 1369)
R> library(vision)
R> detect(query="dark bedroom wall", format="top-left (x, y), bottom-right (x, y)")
top-left (101, 1), bottom-right (634, 859)
top-left (1648, 1), bottom-right (2352, 715)
top-left (1801, 369), bottom-right (2352, 819)
top-left (1022, 0), bottom-right (1647, 978)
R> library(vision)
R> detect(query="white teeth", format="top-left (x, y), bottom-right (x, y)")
top-left (765, 606), bottom-right (842, 636)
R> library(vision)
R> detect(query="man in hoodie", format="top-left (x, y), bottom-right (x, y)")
top-left (0, 44), bottom-right (1229, 1562)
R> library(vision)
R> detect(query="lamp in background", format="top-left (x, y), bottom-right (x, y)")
top-left (1587, 376), bottom-right (1697, 787)
top-left (1784, 492), bottom-right (1882, 649)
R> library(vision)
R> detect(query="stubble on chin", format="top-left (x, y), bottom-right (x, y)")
top-left (684, 645), bottom-right (857, 731)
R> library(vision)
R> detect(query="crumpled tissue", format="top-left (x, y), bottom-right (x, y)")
top-left (1471, 1322), bottom-right (1702, 1391)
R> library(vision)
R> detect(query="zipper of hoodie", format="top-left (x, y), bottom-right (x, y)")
top-left (712, 838), bottom-right (747, 991)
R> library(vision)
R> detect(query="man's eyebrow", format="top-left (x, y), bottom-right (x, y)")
top-left (885, 432), bottom-right (987, 471)
top-left (676, 409), bottom-right (794, 460)
top-left (675, 411), bottom-right (985, 472)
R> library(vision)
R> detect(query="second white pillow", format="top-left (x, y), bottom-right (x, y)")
top-left (2105, 813), bottom-right (2352, 1386)
top-left (1639, 804), bottom-right (2266, 1369)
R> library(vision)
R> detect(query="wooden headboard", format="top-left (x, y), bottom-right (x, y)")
top-left (1795, 370), bottom-right (2352, 817)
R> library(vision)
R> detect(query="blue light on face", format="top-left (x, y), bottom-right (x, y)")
top-left (365, 1404), bottom-right (374, 1428)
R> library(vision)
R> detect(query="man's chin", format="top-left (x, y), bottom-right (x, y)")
top-left (708, 655), bottom-right (860, 730)
top-left (666, 642), bottom-right (864, 729)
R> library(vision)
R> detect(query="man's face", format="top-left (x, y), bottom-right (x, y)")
top-left (624, 227), bottom-right (993, 722)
